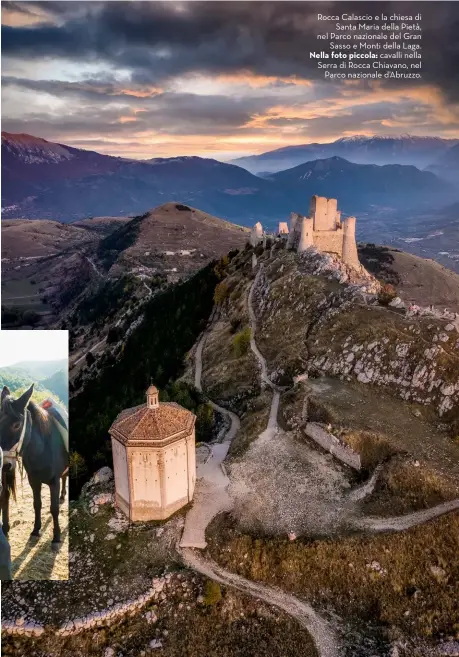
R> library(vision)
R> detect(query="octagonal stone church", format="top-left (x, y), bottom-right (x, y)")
top-left (109, 385), bottom-right (196, 521)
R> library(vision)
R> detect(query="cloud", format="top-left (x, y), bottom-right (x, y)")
top-left (2, 1), bottom-right (459, 157)
top-left (2, 2), bottom-right (459, 95)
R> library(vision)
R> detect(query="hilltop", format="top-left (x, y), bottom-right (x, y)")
top-left (0, 360), bottom-right (68, 406)
top-left (96, 202), bottom-right (249, 275)
top-left (1, 204), bottom-right (248, 331)
top-left (358, 244), bottom-right (459, 313)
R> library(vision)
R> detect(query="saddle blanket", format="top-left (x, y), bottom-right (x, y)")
top-left (41, 398), bottom-right (69, 453)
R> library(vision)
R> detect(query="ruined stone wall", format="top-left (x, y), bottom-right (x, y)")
top-left (313, 230), bottom-right (343, 257)
top-left (305, 422), bottom-right (361, 470)
top-left (342, 216), bottom-right (360, 270)
top-left (278, 222), bottom-right (289, 235)
top-left (2, 574), bottom-right (170, 637)
top-left (310, 196), bottom-right (338, 232)
top-left (298, 217), bottom-right (314, 253)
top-left (287, 212), bottom-right (300, 249)
top-left (250, 222), bottom-right (263, 247)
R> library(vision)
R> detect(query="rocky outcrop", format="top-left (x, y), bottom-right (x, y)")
top-left (309, 323), bottom-right (459, 418)
top-left (298, 247), bottom-right (379, 293)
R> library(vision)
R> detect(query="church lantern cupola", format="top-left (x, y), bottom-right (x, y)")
top-left (146, 384), bottom-right (159, 409)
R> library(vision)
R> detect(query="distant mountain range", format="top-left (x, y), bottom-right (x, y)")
top-left (426, 143), bottom-right (459, 182)
top-left (233, 135), bottom-right (459, 174)
top-left (270, 156), bottom-right (453, 212)
top-left (2, 132), bottom-right (458, 227)
top-left (1, 132), bottom-right (288, 224)
top-left (12, 359), bottom-right (68, 380)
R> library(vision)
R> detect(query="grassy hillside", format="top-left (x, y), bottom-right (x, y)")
top-left (41, 369), bottom-right (68, 406)
top-left (0, 363), bottom-right (68, 407)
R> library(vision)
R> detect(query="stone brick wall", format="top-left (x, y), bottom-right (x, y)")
top-left (313, 230), bottom-right (343, 257)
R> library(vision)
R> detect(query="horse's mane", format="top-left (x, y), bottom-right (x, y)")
top-left (28, 401), bottom-right (52, 438)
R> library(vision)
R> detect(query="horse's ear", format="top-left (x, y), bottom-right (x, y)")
top-left (12, 384), bottom-right (34, 414)
top-left (1, 386), bottom-right (11, 402)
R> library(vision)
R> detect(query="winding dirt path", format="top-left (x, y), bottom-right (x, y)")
top-left (179, 324), bottom-right (240, 549)
top-left (181, 548), bottom-right (341, 657)
top-left (348, 463), bottom-right (383, 502)
top-left (248, 266), bottom-right (276, 389)
top-left (179, 287), bottom-right (343, 657)
top-left (85, 255), bottom-right (103, 278)
top-left (357, 498), bottom-right (459, 532)
top-left (72, 337), bottom-right (106, 367)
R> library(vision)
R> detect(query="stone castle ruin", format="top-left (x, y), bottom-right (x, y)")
top-left (250, 195), bottom-right (360, 270)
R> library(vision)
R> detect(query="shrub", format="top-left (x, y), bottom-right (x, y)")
top-left (196, 403), bottom-right (214, 442)
top-left (69, 450), bottom-right (87, 480)
top-left (204, 579), bottom-right (222, 605)
top-left (232, 327), bottom-right (251, 356)
top-left (214, 281), bottom-right (230, 304)
top-left (107, 326), bottom-right (123, 344)
top-left (378, 283), bottom-right (397, 306)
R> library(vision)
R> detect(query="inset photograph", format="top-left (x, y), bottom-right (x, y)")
top-left (0, 330), bottom-right (69, 581)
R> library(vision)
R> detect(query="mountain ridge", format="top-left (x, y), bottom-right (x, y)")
top-left (3, 132), bottom-right (457, 224)
top-left (233, 134), bottom-right (459, 174)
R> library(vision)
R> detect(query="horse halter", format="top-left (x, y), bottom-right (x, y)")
top-left (0, 399), bottom-right (29, 463)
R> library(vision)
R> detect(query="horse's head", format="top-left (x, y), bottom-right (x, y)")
top-left (0, 384), bottom-right (34, 453)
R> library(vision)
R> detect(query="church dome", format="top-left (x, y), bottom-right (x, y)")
top-left (109, 401), bottom-right (195, 445)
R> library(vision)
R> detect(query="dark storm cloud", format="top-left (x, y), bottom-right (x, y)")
top-left (1, 75), bottom-right (272, 136)
top-left (2, 1), bottom-right (459, 99)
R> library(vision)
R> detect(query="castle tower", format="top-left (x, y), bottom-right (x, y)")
top-left (287, 212), bottom-right (300, 249)
top-left (250, 222), bottom-right (263, 247)
top-left (342, 216), bottom-right (359, 269)
top-left (109, 384), bottom-right (196, 521)
top-left (278, 222), bottom-right (289, 236)
top-left (310, 195), bottom-right (337, 231)
top-left (298, 216), bottom-right (314, 253)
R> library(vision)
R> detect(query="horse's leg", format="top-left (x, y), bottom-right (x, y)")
top-left (50, 479), bottom-right (61, 550)
top-left (60, 473), bottom-right (67, 504)
top-left (30, 480), bottom-right (42, 539)
top-left (1, 469), bottom-right (12, 538)
top-left (0, 528), bottom-right (12, 581)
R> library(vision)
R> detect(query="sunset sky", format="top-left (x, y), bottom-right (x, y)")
top-left (2, 1), bottom-right (459, 160)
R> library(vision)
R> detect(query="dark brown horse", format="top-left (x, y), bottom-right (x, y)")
top-left (0, 385), bottom-right (68, 551)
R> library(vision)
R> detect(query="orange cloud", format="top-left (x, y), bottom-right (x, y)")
top-left (118, 87), bottom-right (163, 98)
top-left (216, 71), bottom-right (312, 89)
